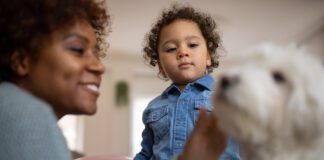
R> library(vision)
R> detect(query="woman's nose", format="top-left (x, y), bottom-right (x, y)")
top-left (87, 56), bottom-right (105, 75)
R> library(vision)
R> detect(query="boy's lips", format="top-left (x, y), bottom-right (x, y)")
top-left (178, 62), bottom-right (193, 68)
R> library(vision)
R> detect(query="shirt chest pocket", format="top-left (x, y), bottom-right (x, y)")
top-left (143, 106), bottom-right (169, 141)
top-left (193, 100), bottom-right (213, 123)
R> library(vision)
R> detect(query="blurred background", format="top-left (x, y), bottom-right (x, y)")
top-left (58, 0), bottom-right (324, 158)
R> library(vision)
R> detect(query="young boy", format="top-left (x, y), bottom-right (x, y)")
top-left (135, 4), bottom-right (240, 160)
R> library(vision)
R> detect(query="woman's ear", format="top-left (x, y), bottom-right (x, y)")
top-left (10, 50), bottom-right (31, 77)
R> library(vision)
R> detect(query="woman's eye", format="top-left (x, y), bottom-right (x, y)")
top-left (70, 47), bottom-right (85, 56)
top-left (188, 43), bottom-right (198, 48)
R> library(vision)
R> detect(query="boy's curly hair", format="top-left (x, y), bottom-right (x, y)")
top-left (0, 0), bottom-right (111, 82)
top-left (143, 4), bottom-right (221, 79)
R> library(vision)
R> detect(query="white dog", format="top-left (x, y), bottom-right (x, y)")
top-left (212, 43), bottom-right (324, 160)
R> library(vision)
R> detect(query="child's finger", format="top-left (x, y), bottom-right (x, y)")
top-left (195, 107), bottom-right (209, 131)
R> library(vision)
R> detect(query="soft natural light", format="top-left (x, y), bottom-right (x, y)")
top-left (131, 96), bottom-right (154, 156)
top-left (58, 115), bottom-right (84, 152)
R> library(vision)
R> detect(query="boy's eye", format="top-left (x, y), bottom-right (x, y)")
top-left (166, 47), bottom-right (177, 52)
top-left (188, 43), bottom-right (198, 48)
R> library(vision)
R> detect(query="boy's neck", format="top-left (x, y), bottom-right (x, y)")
top-left (176, 84), bottom-right (186, 92)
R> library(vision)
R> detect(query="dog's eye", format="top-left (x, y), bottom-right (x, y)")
top-left (272, 71), bottom-right (285, 83)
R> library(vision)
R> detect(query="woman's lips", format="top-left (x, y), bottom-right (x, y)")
top-left (80, 82), bottom-right (100, 97)
top-left (85, 84), bottom-right (99, 93)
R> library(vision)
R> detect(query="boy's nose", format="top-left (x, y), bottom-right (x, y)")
top-left (177, 51), bottom-right (189, 59)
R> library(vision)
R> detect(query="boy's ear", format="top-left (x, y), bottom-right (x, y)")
top-left (157, 62), bottom-right (167, 78)
top-left (10, 50), bottom-right (31, 77)
top-left (206, 52), bottom-right (212, 67)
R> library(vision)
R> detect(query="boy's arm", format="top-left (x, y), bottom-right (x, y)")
top-left (133, 123), bottom-right (154, 160)
top-left (176, 108), bottom-right (227, 160)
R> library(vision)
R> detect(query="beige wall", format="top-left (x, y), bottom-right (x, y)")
top-left (82, 52), bottom-right (168, 156)
top-left (301, 24), bottom-right (324, 60)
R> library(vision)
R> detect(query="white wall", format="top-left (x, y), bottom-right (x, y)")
top-left (82, 51), bottom-right (169, 156)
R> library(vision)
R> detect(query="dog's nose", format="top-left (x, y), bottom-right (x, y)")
top-left (220, 75), bottom-right (239, 90)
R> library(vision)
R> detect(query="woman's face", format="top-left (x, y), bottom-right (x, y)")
top-left (20, 21), bottom-right (105, 118)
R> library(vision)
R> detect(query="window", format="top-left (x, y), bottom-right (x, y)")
top-left (131, 96), bottom-right (154, 156)
top-left (58, 115), bottom-right (84, 153)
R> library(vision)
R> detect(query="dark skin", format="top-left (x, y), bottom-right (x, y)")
top-left (179, 108), bottom-right (227, 160)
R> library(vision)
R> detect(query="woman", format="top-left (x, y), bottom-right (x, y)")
top-left (0, 0), bottom-right (226, 159)
top-left (0, 0), bottom-right (109, 159)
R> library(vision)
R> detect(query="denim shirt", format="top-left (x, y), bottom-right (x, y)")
top-left (134, 75), bottom-right (240, 160)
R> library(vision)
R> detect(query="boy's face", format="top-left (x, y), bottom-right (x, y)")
top-left (157, 19), bottom-right (211, 89)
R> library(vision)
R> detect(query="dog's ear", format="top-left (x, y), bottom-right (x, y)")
top-left (288, 85), bottom-right (324, 144)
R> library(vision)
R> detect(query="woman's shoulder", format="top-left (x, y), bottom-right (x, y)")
top-left (0, 82), bottom-right (71, 160)
top-left (0, 82), bottom-right (56, 121)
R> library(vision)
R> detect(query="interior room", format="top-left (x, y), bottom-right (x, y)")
top-left (57, 0), bottom-right (324, 158)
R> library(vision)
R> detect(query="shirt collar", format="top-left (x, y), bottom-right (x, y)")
top-left (161, 84), bottom-right (180, 97)
top-left (161, 74), bottom-right (214, 97)
top-left (193, 74), bottom-right (214, 91)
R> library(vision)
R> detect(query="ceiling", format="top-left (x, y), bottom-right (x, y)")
top-left (105, 0), bottom-right (324, 56)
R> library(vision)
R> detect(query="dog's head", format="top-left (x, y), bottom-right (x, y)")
top-left (213, 43), bottom-right (324, 146)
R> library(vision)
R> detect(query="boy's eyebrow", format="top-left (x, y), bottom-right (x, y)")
top-left (160, 40), bottom-right (175, 47)
top-left (161, 35), bottom-right (202, 46)
top-left (185, 35), bottom-right (202, 40)
top-left (63, 33), bottom-right (89, 44)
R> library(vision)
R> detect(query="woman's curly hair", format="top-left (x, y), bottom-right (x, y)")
top-left (143, 4), bottom-right (221, 79)
top-left (0, 0), bottom-right (111, 82)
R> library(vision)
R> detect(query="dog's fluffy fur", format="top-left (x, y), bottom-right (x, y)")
top-left (213, 43), bottom-right (324, 160)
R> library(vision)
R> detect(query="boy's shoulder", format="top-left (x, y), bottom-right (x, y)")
top-left (145, 94), bottom-right (166, 109)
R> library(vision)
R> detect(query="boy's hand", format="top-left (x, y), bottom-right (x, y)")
top-left (178, 107), bottom-right (227, 160)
